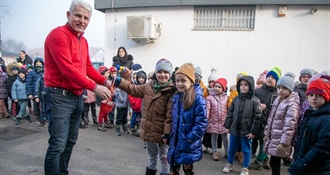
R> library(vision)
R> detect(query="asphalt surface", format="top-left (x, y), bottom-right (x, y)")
top-left (0, 107), bottom-right (289, 175)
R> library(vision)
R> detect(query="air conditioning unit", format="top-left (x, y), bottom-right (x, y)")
top-left (127, 15), bottom-right (158, 40)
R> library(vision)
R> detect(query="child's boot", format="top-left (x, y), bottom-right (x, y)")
top-left (183, 164), bottom-right (194, 175)
top-left (115, 125), bottom-right (121, 136)
top-left (131, 128), bottom-right (139, 136)
top-left (92, 116), bottom-right (98, 125)
top-left (145, 167), bottom-right (157, 175)
top-left (97, 123), bottom-right (107, 131)
top-left (212, 152), bottom-right (219, 161)
top-left (25, 115), bottom-right (32, 123)
top-left (122, 124), bottom-right (129, 134)
top-left (263, 157), bottom-right (270, 169)
top-left (14, 116), bottom-right (21, 125)
top-left (104, 121), bottom-right (113, 128)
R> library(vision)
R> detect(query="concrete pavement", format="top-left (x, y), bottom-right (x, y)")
top-left (0, 108), bottom-right (290, 175)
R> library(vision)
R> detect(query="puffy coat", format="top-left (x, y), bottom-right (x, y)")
top-left (227, 85), bottom-right (238, 108)
top-left (118, 79), bottom-right (175, 143)
top-left (112, 54), bottom-right (134, 70)
top-left (288, 103), bottom-right (330, 175)
top-left (128, 94), bottom-right (142, 112)
top-left (168, 84), bottom-right (207, 165)
top-left (12, 78), bottom-right (28, 100)
top-left (206, 93), bottom-right (228, 134)
top-left (264, 92), bottom-right (300, 158)
top-left (114, 88), bottom-right (129, 108)
top-left (224, 76), bottom-right (262, 137)
top-left (0, 71), bottom-right (8, 99)
top-left (254, 84), bottom-right (278, 139)
top-left (26, 57), bottom-right (44, 96)
top-left (294, 83), bottom-right (307, 105)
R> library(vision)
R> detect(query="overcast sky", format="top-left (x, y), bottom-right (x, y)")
top-left (1, 0), bottom-right (105, 50)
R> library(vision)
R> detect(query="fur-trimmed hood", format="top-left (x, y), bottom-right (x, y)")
top-left (6, 62), bottom-right (19, 76)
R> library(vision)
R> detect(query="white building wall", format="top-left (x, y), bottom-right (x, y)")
top-left (104, 5), bottom-right (330, 86)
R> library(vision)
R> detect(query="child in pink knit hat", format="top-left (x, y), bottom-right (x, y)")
top-left (256, 70), bottom-right (268, 89)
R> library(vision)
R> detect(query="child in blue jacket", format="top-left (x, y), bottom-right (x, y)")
top-left (167, 63), bottom-right (207, 175)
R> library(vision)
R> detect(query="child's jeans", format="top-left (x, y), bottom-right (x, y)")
top-left (227, 134), bottom-right (252, 168)
top-left (130, 111), bottom-right (141, 129)
top-left (17, 99), bottom-right (29, 118)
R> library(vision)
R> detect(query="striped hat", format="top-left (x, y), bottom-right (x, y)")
top-left (266, 66), bottom-right (282, 82)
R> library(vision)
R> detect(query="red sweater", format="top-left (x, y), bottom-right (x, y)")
top-left (44, 23), bottom-right (106, 95)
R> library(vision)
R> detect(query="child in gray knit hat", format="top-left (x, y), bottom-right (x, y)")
top-left (294, 68), bottom-right (316, 104)
top-left (264, 72), bottom-right (300, 175)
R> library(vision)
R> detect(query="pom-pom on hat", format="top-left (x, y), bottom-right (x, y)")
top-left (176, 63), bottom-right (195, 83)
top-left (257, 70), bottom-right (268, 84)
top-left (214, 78), bottom-right (227, 91)
top-left (236, 72), bottom-right (248, 82)
top-left (267, 66), bottom-right (282, 82)
top-left (277, 72), bottom-right (295, 93)
top-left (208, 68), bottom-right (219, 82)
top-left (194, 66), bottom-right (203, 78)
top-left (155, 58), bottom-right (173, 77)
top-left (98, 66), bottom-right (109, 75)
top-left (306, 76), bottom-right (330, 102)
top-left (299, 68), bottom-right (316, 81)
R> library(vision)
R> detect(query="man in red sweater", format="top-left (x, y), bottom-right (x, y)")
top-left (43, 1), bottom-right (112, 174)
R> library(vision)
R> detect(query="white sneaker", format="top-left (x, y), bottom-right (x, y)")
top-left (240, 168), bottom-right (249, 175)
top-left (222, 163), bottom-right (233, 173)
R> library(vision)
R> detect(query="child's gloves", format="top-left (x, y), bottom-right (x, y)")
top-left (277, 143), bottom-right (288, 151)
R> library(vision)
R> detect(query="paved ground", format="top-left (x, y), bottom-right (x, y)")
top-left (0, 107), bottom-right (290, 175)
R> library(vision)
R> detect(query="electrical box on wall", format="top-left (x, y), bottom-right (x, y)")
top-left (126, 15), bottom-right (159, 41)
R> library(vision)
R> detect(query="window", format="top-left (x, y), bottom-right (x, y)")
top-left (193, 6), bottom-right (256, 31)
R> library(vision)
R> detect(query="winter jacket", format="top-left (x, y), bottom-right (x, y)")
top-left (128, 94), bottom-right (142, 112)
top-left (206, 93), bottom-right (228, 134)
top-left (44, 23), bottom-right (106, 95)
top-left (118, 79), bottom-right (175, 143)
top-left (0, 71), bottom-right (8, 99)
top-left (167, 84), bottom-right (207, 165)
top-left (34, 74), bottom-right (44, 99)
top-left (254, 84), bottom-right (278, 139)
top-left (26, 57), bottom-right (44, 96)
top-left (224, 76), bottom-right (262, 137)
top-left (115, 88), bottom-right (129, 108)
top-left (112, 55), bottom-right (134, 70)
top-left (294, 83), bottom-right (307, 105)
top-left (199, 80), bottom-right (209, 98)
top-left (83, 90), bottom-right (96, 104)
top-left (264, 92), bottom-right (300, 158)
top-left (5, 63), bottom-right (19, 99)
top-left (12, 78), bottom-right (28, 100)
top-left (227, 85), bottom-right (238, 108)
top-left (16, 54), bottom-right (33, 65)
top-left (288, 103), bottom-right (330, 175)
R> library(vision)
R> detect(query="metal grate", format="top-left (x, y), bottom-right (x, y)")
top-left (193, 6), bottom-right (256, 31)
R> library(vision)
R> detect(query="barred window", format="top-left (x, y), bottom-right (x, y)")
top-left (193, 6), bottom-right (256, 31)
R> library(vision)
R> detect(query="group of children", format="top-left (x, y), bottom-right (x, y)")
top-left (0, 56), bottom-right (46, 127)
top-left (106, 57), bottom-right (329, 175)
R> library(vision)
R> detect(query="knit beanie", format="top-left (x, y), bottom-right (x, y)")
top-left (208, 68), bottom-right (219, 82)
top-left (136, 70), bottom-right (147, 84)
top-left (236, 72), bottom-right (248, 82)
top-left (277, 72), bottom-right (295, 93)
top-left (306, 76), bottom-right (330, 102)
top-left (194, 66), bottom-right (203, 78)
top-left (109, 66), bottom-right (117, 73)
top-left (266, 66), bottom-right (282, 82)
top-left (299, 68), bottom-right (316, 82)
top-left (257, 70), bottom-right (268, 83)
top-left (176, 63), bottom-right (195, 83)
top-left (155, 58), bottom-right (173, 77)
top-left (98, 66), bottom-right (109, 75)
top-left (18, 68), bottom-right (26, 76)
top-left (214, 78), bottom-right (227, 91)
top-left (131, 63), bottom-right (142, 71)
